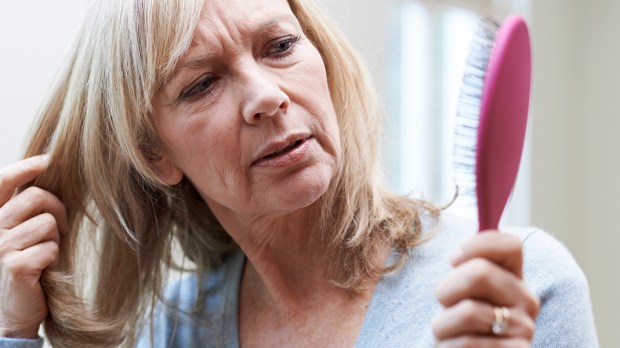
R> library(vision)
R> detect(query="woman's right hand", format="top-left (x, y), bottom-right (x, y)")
top-left (0, 155), bottom-right (67, 339)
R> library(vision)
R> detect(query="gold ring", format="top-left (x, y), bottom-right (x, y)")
top-left (491, 306), bottom-right (511, 335)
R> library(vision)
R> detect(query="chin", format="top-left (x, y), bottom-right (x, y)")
top-left (271, 163), bottom-right (334, 212)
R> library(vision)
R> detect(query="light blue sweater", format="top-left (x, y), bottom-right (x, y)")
top-left (0, 215), bottom-right (599, 347)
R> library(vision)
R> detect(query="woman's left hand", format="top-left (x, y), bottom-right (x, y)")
top-left (432, 232), bottom-right (540, 347)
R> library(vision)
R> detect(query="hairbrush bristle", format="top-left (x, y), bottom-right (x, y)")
top-left (452, 16), bottom-right (500, 211)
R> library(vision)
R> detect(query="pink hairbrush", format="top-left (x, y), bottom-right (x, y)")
top-left (453, 16), bottom-right (532, 232)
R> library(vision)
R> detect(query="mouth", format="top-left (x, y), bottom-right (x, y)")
top-left (252, 135), bottom-right (313, 167)
top-left (262, 139), bottom-right (305, 159)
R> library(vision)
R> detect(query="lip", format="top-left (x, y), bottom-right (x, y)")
top-left (252, 134), bottom-right (313, 168)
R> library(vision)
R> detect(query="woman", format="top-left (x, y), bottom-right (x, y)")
top-left (0, 0), bottom-right (597, 347)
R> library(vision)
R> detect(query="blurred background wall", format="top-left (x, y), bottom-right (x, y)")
top-left (0, 1), bottom-right (93, 165)
top-left (1, 0), bottom-right (618, 346)
top-left (530, 1), bottom-right (620, 346)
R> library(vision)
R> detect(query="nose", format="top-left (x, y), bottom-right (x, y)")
top-left (240, 64), bottom-right (290, 124)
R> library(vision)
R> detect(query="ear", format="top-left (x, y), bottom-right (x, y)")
top-left (148, 153), bottom-right (184, 186)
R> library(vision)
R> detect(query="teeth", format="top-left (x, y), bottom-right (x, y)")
top-left (264, 140), bottom-right (302, 159)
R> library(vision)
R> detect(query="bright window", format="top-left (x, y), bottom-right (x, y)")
top-left (387, 0), bottom-right (531, 225)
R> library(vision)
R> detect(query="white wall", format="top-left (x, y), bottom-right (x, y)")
top-left (0, 1), bottom-right (91, 167)
top-left (531, 1), bottom-right (620, 346)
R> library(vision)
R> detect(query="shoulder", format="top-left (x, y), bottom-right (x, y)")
top-left (417, 213), bottom-right (591, 294)
top-left (135, 251), bottom-right (245, 348)
top-left (430, 215), bottom-right (599, 347)
top-left (163, 251), bottom-right (244, 311)
top-left (428, 214), bottom-right (596, 322)
top-left (507, 227), bottom-right (589, 292)
top-left (358, 213), bottom-right (598, 347)
top-left (357, 213), bottom-right (476, 346)
top-left (505, 228), bottom-right (599, 346)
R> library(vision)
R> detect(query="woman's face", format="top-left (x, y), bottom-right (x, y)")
top-left (152, 0), bottom-right (341, 220)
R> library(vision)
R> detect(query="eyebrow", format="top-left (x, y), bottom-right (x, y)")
top-left (172, 16), bottom-right (299, 76)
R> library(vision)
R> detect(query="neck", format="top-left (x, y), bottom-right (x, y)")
top-left (228, 207), bottom-right (388, 347)
top-left (209, 202), bottom-right (368, 313)
top-left (240, 209), bottom-right (335, 308)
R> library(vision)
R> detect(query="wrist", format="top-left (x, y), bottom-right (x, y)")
top-left (0, 325), bottom-right (39, 339)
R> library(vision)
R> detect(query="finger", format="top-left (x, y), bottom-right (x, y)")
top-left (451, 232), bottom-right (523, 278)
top-left (2, 240), bottom-right (60, 283)
top-left (0, 186), bottom-right (68, 233)
top-left (0, 213), bottom-right (61, 254)
top-left (432, 300), bottom-right (535, 340)
top-left (436, 258), bottom-right (539, 317)
top-left (21, 240), bottom-right (61, 272)
top-left (436, 336), bottom-right (531, 348)
top-left (0, 155), bottom-right (50, 206)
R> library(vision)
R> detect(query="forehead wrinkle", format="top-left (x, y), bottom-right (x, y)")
top-left (206, 14), bottom-right (298, 56)
top-left (202, 0), bottom-right (298, 37)
top-left (172, 10), bottom-right (300, 79)
top-left (204, 1), bottom-right (248, 48)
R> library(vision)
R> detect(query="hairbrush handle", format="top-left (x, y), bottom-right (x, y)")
top-left (476, 15), bottom-right (532, 232)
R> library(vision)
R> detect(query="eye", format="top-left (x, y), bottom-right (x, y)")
top-left (266, 35), bottom-right (301, 59)
top-left (180, 75), bottom-right (217, 99)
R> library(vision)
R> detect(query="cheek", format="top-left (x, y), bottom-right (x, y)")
top-left (156, 109), bottom-right (244, 183)
top-left (193, 138), bottom-right (256, 211)
top-left (308, 80), bottom-right (342, 162)
top-left (181, 121), bottom-right (241, 177)
top-left (287, 46), bottom-right (341, 143)
top-left (297, 51), bottom-right (331, 102)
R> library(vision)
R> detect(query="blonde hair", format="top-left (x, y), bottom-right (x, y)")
top-left (25, 0), bottom-right (438, 346)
